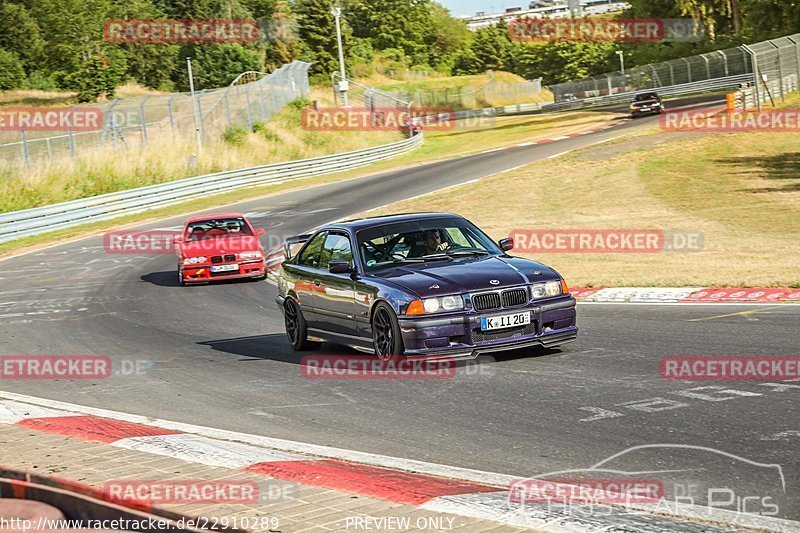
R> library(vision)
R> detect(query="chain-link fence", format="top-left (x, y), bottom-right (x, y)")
top-left (548, 34), bottom-right (800, 106)
top-left (550, 47), bottom-right (754, 102)
top-left (0, 61), bottom-right (311, 173)
top-left (744, 35), bottom-right (800, 108)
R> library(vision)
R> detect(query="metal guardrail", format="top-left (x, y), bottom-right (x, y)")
top-left (542, 74), bottom-right (753, 112)
top-left (0, 133), bottom-right (423, 244)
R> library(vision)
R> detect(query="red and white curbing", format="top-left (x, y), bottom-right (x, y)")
top-left (1, 392), bottom-right (798, 532)
top-left (572, 287), bottom-right (800, 304)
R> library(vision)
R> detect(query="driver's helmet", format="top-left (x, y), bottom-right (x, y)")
top-left (226, 221), bottom-right (242, 233)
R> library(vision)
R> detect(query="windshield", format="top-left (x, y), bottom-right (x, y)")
top-left (184, 218), bottom-right (253, 240)
top-left (634, 92), bottom-right (659, 101)
top-left (356, 217), bottom-right (500, 271)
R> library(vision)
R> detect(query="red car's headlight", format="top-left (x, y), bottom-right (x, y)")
top-left (239, 251), bottom-right (263, 260)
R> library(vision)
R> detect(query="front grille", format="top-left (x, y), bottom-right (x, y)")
top-left (224, 254), bottom-right (236, 262)
top-left (211, 256), bottom-right (223, 264)
top-left (211, 254), bottom-right (237, 264)
top-left (501, 288), bottom-right (528, 307)
top-left (472, 322), bottom-right (537, 343)
top-left (473, 292), bottom-right (501, 311)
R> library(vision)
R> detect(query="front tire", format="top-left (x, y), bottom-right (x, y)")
top-left (372, 303), bottom-right (405, 361)
top-left (284, 299), bottom-right (319, 351)
top-left (178, 268), bottom-right (187, 286)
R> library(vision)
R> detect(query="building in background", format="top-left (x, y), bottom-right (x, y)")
top-left (461, 0), bottom-right (629, 31)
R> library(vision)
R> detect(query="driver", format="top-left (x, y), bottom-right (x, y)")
top-left (226, 221), bottom-right (242, 233)
top-left (423, 229), bottom-right (449, 254)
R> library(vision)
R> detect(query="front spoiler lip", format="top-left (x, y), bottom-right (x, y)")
top-left (404, 328), bottom-right (578, 360)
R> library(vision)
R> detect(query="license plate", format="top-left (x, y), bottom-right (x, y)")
top-left (210, 264), bottom-right (239, 273)
top-left (481, 311), bottom-right (531, 331)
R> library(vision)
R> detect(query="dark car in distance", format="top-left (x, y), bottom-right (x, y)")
top-left (275, 213), bottom-right (577, 360)
top-left (629, 90), bottom-right (665, 118)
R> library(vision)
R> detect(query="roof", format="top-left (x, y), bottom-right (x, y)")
top-left (185, 212), bottom-right (245, 223)
top-left (326, 212), bottom-right (463, 231)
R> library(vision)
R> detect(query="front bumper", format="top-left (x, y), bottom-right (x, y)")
top-left (397, 295), bottom-right (578, 359)
top-left (181, 260), bottom-right (265, 283)
top-left (631, 106), bottom-right (661, 116)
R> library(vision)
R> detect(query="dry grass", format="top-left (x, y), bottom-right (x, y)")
top-left (0, 86), bottom-right (400, 212)
top-left (368, 124), bottom-right (800, 288)
top-left (0, 89), bottom-right (78, 107)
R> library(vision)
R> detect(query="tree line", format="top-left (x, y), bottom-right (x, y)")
top-left (0, 0), bottom-right (796, 100)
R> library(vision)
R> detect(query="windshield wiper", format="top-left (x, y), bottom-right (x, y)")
top-left (419, 253), bottom-right (454, 262)
top-left (445, 250), bottom-right (489, 257)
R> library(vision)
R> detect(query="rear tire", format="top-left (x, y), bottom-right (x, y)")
top-left (284, 299), bottom-right (319, 351)
top-left (372, 302), bottom-right (405, 361)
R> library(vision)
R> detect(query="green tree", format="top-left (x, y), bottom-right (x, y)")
top-left (471, 22), bottom-right (513, 71)
top-left (0, 2), bottom-right (44, 70)
top-left (64, 50), bottom-right (127, 101)
top-left (110, 0), bottom-right (179, 90)
top-left (294, 0), bottom-right (340, 77)
top-left (512, 41), bottom-right (614, 84)
top-left (0, 48), bottom-right (25, 89)
top-left (424, 3), bottom-right (470, 72)
top-left (177, 43), bottom-right (262, 89)
top-left (345, 0), bottom-right (431, 61)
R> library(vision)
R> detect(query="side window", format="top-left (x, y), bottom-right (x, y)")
top-left (445, 227), bottom-right (472, 247)
top-left (320, 233), bottom-right (353, 268)
top-left (297, 231), bottom-right (327, 268)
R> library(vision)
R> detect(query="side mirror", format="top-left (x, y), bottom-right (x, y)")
top-left (328, 260), bottom-right (352, 274)
top-left (254, 228), bottom-right (266, 236)
top-left (498, 238), bottom-right (514, 252)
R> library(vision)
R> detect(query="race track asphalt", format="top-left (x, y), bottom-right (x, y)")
top-left (2, 95), bottom-right (797, 519)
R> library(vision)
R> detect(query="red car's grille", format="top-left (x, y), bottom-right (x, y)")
top-left (211, 254), bottom-right (236, 264)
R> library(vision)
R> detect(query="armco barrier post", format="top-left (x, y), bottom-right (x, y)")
top-left (139, 97), bottom-right (149, 146)
top-left (742, 44), bottom-right (761, 110)
top-left (770, 41), bottom-right (785, 102)
top-left (20, 129), bottom-right (29, 169)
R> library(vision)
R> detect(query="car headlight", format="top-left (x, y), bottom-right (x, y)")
top-left (183, 256), bottom-right (207, 265)
top-left (239, 251), bottom-right (263, 260)
top-left (410, 295), bottom-right (464, 315)
top-left (629, 104), bottom-right (637, 109)
top-left (531, 281), bottom-right (563, 298)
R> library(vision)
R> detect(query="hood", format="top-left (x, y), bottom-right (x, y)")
top-left (180, 235), bottom-right (263, 257)
top-left (372, 255), bottom-right (560, 297)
